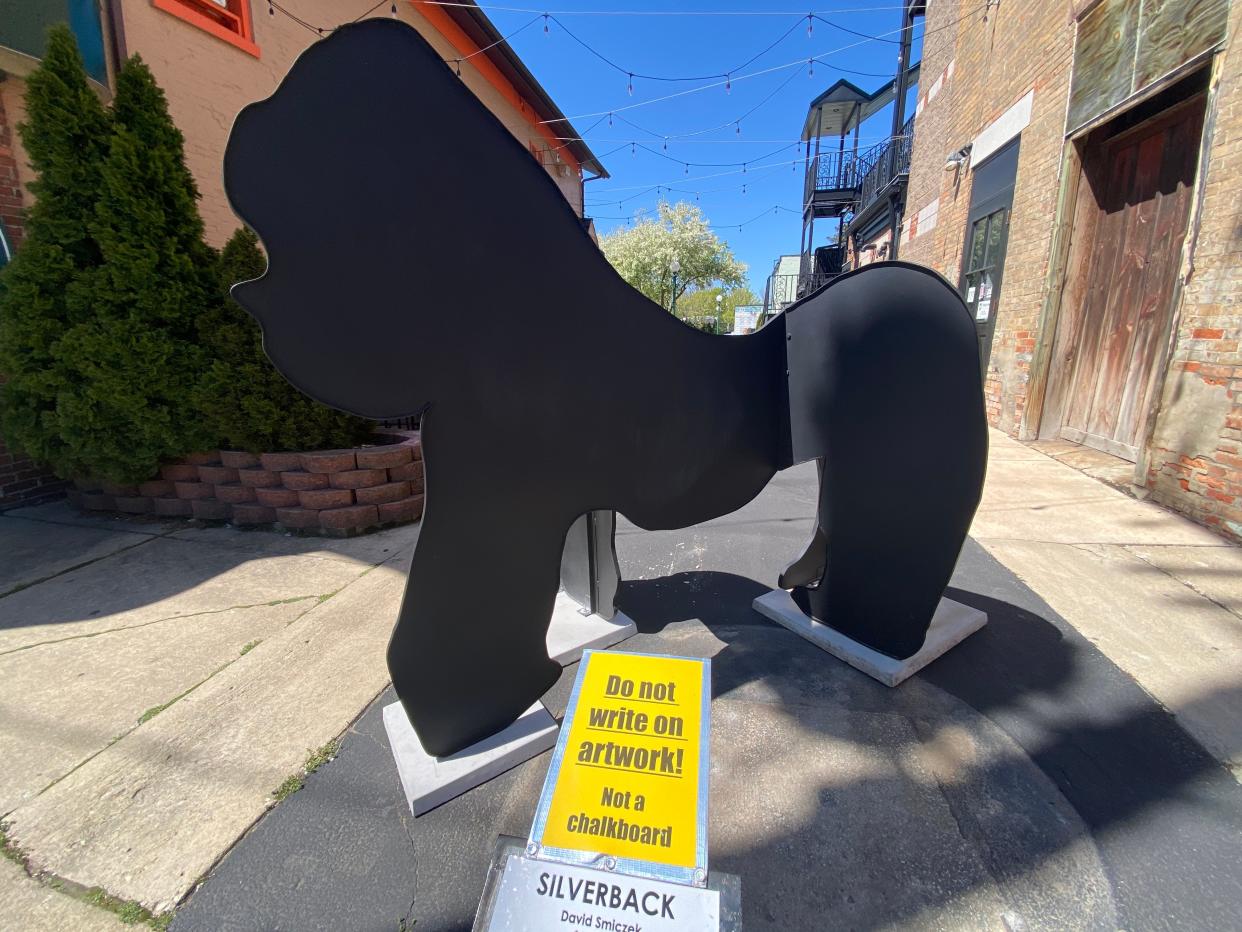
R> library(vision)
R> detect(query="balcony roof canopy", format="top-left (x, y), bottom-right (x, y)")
top-left (800, 62), bottom-right (920, 141)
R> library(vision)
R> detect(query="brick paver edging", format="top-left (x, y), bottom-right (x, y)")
top-left (66, 431), bottom-right (424, 537)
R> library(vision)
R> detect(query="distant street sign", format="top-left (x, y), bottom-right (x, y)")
top-left (732, 307), bottom-right (761, 333)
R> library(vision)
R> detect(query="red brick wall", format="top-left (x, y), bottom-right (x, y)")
top-left (0, 76), bottom-right (69, 511)
top-left (0, 83), bottom-right (24, 252)
top-left (1144, 0), bottom-right (1242, 542)
top-left (902, 1), bottom-right (1241, 541)
top-left (900, 0), bottom-right (1074, 436)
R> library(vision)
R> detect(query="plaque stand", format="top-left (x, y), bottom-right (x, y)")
top-left (472, 836), bottom-right (742, 932)
top-left (384, 701), bottom-right (558, 816)
top-left (545, 590), bottom-right (636, 666)
top-left (752, 589), bottom-right (987, 687)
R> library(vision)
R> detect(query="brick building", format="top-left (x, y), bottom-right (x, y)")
top-left (900, 0), bottom-right (1242, 541)
top-left (0, 0), bottom-right (605, 509)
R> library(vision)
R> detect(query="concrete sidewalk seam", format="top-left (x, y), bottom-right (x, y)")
top-left (0, 511), bottom-right (171, 535)
top-left (1122, 546), bottom-right (1242, 622)
top-left (3, 601), bottom-right (323, 820)
top-left (975, 536), bottom-right (1237, 548)
top-left (172, 676), bottom-right (395, 920)
top-left (0, 529), bottom-right (174, 600)
top-left (0, 593), bottom-right (325, 658)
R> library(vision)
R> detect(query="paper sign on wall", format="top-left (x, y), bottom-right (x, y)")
top-left (528, 650), bottom-right (711, 887)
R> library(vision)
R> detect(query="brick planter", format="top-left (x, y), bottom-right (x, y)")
top-left (69, 431), bottom-right (424, 536)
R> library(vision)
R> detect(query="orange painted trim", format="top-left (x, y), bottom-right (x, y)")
top-left (152, 0), bottom-right (261, 58)
top-left (412, 1), bottom-right (581, 174)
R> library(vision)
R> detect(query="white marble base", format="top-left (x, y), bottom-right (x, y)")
top-left (752, 589), bottom-right (987, 687)
top-left (383, 700), bottom-right (558, 816)
top-left (545, 590), bottom-right (637, 666)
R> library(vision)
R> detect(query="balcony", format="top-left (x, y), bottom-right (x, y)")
top-left (761, 245), bottom-right (845, 318)
top-left (804, 148), bottom-right (863, 218)
top-left (850, 115), bottom-right (915, 230)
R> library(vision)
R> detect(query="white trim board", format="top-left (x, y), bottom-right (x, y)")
top-left (971, 90), bottom-right (1034, 168)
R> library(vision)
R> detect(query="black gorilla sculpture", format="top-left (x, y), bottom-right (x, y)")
top-left (224, 19), bottom-right (987, 757)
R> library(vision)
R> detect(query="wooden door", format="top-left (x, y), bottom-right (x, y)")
top-left (1059, 95), bottom-right (1204, 460)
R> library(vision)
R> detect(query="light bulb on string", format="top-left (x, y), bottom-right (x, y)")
top-left (543, 13), bottom-right (549, 33)
top-left (627, 74), bottom-right (634, 96)
top-left (743, 162), bottom-right (747, 173)
top-left (807, 13), bottom-right (813, 37)
top-left (684, 163), bottom-right (689, 175)
top-left (454, 59), bottom-right (462, 76)
top-left (631, 142), bottom-right (636, 156)
top-left (808, 58), bottom-right (814, 77)
top-left (663, 137), bottom-right (669, 151)
top-left (735, 122), bottom-right (741, 137)
top-left (608, 112), bottom-right (614, 127)
top-left (391, 1), bottom-right (397, 16)
top-left (268, 1), bottom-right (274, 15)
top-left (725, 73), bottom-right (731, 94)
top-left (742, 183), bottom-right (747, 195)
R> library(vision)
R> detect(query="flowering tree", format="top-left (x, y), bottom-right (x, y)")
top-left (600, 202), bottom-right (746, 310)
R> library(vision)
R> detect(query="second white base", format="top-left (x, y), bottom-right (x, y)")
top-left (545, 591), bottom-right (637, 666)
top-left (752, 589), bottom-right (987, 687)
top-left (383, 700), bottom-right (558, 816)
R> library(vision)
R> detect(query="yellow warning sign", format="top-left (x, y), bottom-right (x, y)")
top-left (531, 650), bottom-right (710, 883)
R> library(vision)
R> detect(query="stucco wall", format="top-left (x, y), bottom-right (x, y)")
top-left (110, 0), bottom-right (584, 245)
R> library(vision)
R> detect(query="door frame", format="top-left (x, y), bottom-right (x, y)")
top-left (958, 138), bottom-right (1020, 380)
top-left (1026, 63), bottom-right (1219, 479)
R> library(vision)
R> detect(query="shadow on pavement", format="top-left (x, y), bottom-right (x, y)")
top-left (175, 555), bottom-right (1242, 932)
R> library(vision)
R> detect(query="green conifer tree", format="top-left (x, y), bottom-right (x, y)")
top-left (0, 25), bottom-right (110, 475)
top-left (195, 227), bottom-right (374, 453)
top-left (54, 54), bottom-right (218, 482)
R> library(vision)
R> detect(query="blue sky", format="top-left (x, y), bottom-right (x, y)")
top-left (499, 1), bottom-right (925, 294)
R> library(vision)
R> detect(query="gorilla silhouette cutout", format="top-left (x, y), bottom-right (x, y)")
top-left (223, 19), bottom-right (987, 757)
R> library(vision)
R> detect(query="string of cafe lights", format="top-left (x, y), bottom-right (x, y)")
top-left (586, 160), bottom-right (804, 215)
top-left (266, 2), bottom-right (915, 82)
top-left (260, 0), bottom-right (905, 173)
top-left (259, 0), bottom-right (981, 197)
top-left (587, 158), bottom-right (803, 204)
top-left (588, 204), bottom-right (802, 234)
top-left (545, 2), bottom-right (988, 123)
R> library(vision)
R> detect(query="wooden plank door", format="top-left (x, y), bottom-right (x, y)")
top-left (1059, 95), bottom-right (1204, 460)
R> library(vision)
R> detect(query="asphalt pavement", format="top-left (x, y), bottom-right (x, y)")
top-left (172, 463), bottom-right (1242, 932)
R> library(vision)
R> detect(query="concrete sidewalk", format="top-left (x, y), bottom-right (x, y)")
top-left (973, 429), bottom-right (1242, 777)
top-left (1, 429), bottom-right (1239, 928)
top-left (0, 503), bottom-right (417, 923)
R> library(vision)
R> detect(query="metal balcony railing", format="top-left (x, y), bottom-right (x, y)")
top-left (764, 274), bottom-right (800, 315)
top-left (855, 115), bottom-right (915, 218)
top-left (804, 149), bottom-right (862, 204)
